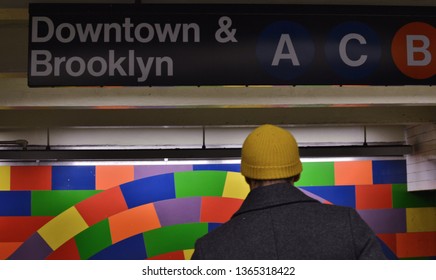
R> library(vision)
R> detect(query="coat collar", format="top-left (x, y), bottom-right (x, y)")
top-left (232, 183), bottom-right (319, 218)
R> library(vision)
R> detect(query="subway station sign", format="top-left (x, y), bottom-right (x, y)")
top-left (28, 4), bottom-right (435, 86)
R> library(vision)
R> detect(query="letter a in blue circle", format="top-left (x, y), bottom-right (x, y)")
top-left (256, 21), bottom-right (315, 81)
top-left (325, 21), bottom-right (381, 80)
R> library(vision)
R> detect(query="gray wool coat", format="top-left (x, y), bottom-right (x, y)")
top-left (191, 183), bottom-right (386, 260)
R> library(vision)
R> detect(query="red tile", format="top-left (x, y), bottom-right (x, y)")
top-left (11, 166), bottom-right (52, 190)
top-left (355, 184), bottom-right (393, 210)
top-left (396, 232), bottom-right (436, 258)
top-left (75, 186), bottom-right (128, 227)
top-left (377, 233), bottom-right (397, 254)
top-left (0, 217), bottom-right (53, 242)
top-left (0, 242), bottom-right (22, 259)
top-left (46, 239), bottom-right (80, 260)
top-left (200, 197), bottom-right (243, 223)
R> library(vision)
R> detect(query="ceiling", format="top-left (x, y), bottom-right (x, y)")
top-left (0, 0), bottom-right (435, 128)
top-left (2, 0), bottom-right (436, 8)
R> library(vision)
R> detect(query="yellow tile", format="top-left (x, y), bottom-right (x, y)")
top-left (0, 166), bottom-right (10, 190)
top-left (406, 207), bottom-right (436, 232)
top-left (222, 172), bottom-right (249, 199)
top-left (183, 249), bottom-right (194, 260)
top-left (37, 207), bottom-right (88, 250)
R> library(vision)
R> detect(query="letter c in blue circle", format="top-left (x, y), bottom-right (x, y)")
top-left (325, 22), bottom-right (381, 80)
top-left (256, 21), bottom-right (315, 81)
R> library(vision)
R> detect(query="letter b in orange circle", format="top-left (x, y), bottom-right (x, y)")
top-left (391, 22), bottom-right (435, 79)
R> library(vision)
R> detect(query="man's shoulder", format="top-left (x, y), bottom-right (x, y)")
top-left (271, 201), bottom-right (357, 226)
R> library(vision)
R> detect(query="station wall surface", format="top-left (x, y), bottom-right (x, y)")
top-left (0, 159), bottom-right (435, 260)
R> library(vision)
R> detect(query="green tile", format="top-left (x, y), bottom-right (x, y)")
top-left (392, 184), bottom-right (436, 208)
top-left (143, 223), bottom-right (208, 258)
top-left (295, 162), bottom-right (335, 187)
top-left (174, 171), bottom-right (226, 198)
top-left (31, 190), bottom-right (101, 216)
top-left (75, 219), bottom-right (112, 260)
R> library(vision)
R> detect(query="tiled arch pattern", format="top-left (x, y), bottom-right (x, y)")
top-left (0, 160), bottom-right (435, 260)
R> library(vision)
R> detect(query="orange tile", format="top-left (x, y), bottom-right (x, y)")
top-left (355, 184), bottom-right (393, 210)
top-left (46, 239), bottom-right (80, 260)
top-left (334, 161), bottom-right (373, 185)
top-left (10, 166), bottom-right (52, 190)
top-left (201, 197), bottom-right (243, 223)
top-left (109, 204), bottom-right (161, 244)
top-left (396, 232), bottom-right (436, 258)
top-left (0, 242), bottom-right (22, 259)
top-left (96, 166), bottom-right (134, 190)
top-left (76, 186), bottom-right (128, 226)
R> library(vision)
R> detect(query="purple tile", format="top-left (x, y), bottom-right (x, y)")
top-left (357, 209), bottom-right (406, 234)
top-left (154, 197), bottom-right (201, 226)
top-left (134, 165), bottom-right (193, 180)
top-left (8, 233), bottom-right (53, 260)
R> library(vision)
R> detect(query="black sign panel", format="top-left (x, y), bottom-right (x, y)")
top-left (28, 4), bottom-right (435, 86)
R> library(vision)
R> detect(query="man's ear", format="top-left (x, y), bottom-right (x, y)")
top-left (293, 174), bottom-right (301, 183)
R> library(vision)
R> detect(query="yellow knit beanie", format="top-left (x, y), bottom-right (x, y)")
top-left (241, 124), bottom-right (302, 180)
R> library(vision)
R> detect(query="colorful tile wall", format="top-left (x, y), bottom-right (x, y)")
top-left (0, 159), bottom-right (435, 260)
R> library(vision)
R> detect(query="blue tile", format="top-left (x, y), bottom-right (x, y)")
top-left (194, 164), bottom-right (240, 172)
top-left (372, 160), bottom-right (407, 184)
top-left (208, 223), bottom-right (222, 232)
top-left (52, 166), bottom-right (95, 190)
top-left (120, 173), bottom-right (176, 208)
top-left (300, 186), bottom-right (356, 208)
top-left (90, 234), bottom-right (146, 260)
top-left (0, 191), bottom-right (31, 216)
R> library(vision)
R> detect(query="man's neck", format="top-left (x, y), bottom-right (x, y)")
top-left (249, 179), bottom-right (290, 190)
